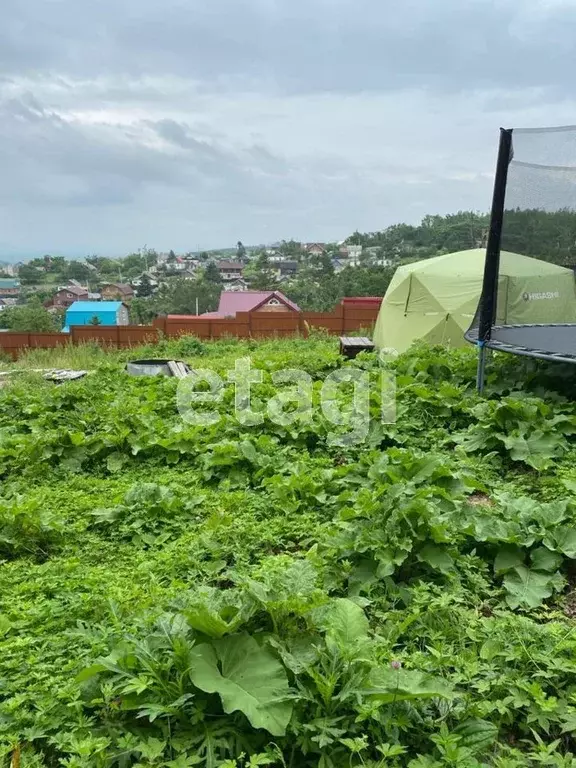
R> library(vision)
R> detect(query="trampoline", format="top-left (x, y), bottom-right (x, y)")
top-left (467, 125), bottom-right (576, 389)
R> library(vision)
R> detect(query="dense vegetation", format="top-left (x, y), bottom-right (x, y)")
top-left (348, 209), bottom-right (576, 267)
top-left (3, 336), bottom-right (576, 766)
top-left (6, 209), bottom-right (576, 324)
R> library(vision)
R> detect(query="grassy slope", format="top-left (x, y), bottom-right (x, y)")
top-left (2, 338), bottom-right (576, 766)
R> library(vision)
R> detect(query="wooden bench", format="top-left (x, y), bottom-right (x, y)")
top-left (339, 336), bottom-right (375, 359)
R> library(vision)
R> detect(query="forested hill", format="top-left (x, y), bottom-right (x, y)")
top-left (348, 209), bottom-right (576, 267)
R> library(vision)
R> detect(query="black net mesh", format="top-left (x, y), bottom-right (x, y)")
top-left (502, 127), bottom-right (576, 262)
top-left (467, 126), bottom-right (576, 361)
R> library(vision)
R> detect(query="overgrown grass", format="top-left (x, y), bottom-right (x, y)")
top-left (5, 331), bottom-right (340, 374)
top-left (2, 339), bottom-right (576, 766)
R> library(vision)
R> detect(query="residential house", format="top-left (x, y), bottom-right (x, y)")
top-left (266, 251), bottom-right (285, 263)
top-left (348, 245), bottom-right (364, 266)
top-left (172, 257), bottom-right (189, 272)
top-left (131, 272), bottom-right (159, 290)
top-left (216, 260), bottom-right (244, 282)
top-left (0, 298), bottom-right (17, 311)
top-left (303, 243), bottom-right (327, 256)
top-left (179, 269), bottom-right (199, 281)
top-left (201, 290), bottom-right (300, 318)
top-left (225, 277), bottom-right (249, 292)
top-left (182, 256), bottom-right (201, 269)
top-left (271, 261), bottom-right (298, 282)
top-left (331, 258), bottom-right (348, 274)
top-left (0, 279), bottom-right (20, 298)
top-left (363, 247), bottom-right (392, 267)
top-left (101, 283), bottom-right (135, 301)
top-left (63, 301), bottom-right (129, 332)
top-left (51, 284), bottom-right (89, 309)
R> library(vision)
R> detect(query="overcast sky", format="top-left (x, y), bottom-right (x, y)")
top-left (1, 0), bottom-right (575, 258)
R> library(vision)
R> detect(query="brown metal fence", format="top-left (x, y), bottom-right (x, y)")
top-left (0, 303), bottom-right (380, 358)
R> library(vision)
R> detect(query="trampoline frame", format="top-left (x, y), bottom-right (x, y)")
top-left (474, 127), bottom-right (513, 392)
top-left (472, 127), bottom-right (576, 390)
top-left (467, 324), bottom-right (576, 365)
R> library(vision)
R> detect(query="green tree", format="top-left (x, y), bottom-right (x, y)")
top-left (0, 299), bottom-right (58, 331)
top-left (122, 253), bottom-right (148, 278)
top-left (64, 261), bottom-right (91, 282)
top-left (309, 252), bottom-right (334, 278)
top-left (237, 241), bottom-right (247, 261)
top-left (135, 273), bottom-right (154, 298)
top-left (244, 252), bottom-right (278, 290)
top-left (18, 264), bottom-right (46, 286)
top-left (279, 239), bottom-right (302, 258)
top-left (130, 297), bottom-right (157, 324)
top-left (283, 264), bottom-right (394, 311)
top-left (204, 261), bottom-right (223, 284)
top-left (87, 256), bottom-right (118, 277)
top-left (48, 255), bottom-right (66, 274)
top-left (135, 276), bottom-right (221, 317)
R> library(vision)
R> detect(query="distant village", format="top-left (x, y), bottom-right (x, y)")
top-left (0, 239), bottom-right (395, 327)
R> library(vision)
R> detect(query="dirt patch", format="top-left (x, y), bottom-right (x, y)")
top-left (467, 492), bottom-right (494, 507)
top-left (563, 591), bottom-right (576, 619)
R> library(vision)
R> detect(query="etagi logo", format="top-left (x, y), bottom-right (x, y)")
top-left (176, 351), bottom-right (398, 446)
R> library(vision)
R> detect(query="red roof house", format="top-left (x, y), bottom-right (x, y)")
top-left (202, 290), bottom-right (300, 318)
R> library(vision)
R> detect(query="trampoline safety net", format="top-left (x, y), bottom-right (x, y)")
top-left (467, 125), bottom-right (576, 363)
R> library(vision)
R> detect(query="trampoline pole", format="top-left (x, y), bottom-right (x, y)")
top-left (477, 127), bottom-right (513, 393)
top-left (476, 342), bottom-right (487, 394)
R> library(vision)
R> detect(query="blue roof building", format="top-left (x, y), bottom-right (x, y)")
top-left (63, 301), bottom-right (129, 333)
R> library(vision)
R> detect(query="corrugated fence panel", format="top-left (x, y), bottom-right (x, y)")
top-left (71, 326), bottom-right (119, 345)
top-left (29, 332), bottom-right (70, 348)
top-left (117, 326), bottom-right (159, 346)
top-left (342, 307), bottom-right (379, 331)
top-left (211, 320), bottom-right (250, 338)
top-left (164, 320), bottom-right (212, 338)
top-left (0, 333), bottom-right (32, 359)
top-left (302, 312), bottom-right (344, 333)
top-left (0, 301), bottom-right (383, 356)
top-left (250, 312), bottom-right (301, 337)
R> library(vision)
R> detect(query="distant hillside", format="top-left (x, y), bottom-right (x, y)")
top-left (345, 209), bottom-right (576, 267)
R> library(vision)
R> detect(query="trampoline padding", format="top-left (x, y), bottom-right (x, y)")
top-left (467, 324), bottom-right (576, 363)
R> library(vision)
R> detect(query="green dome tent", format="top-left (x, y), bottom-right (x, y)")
top-left (373, 248), bottom-right (576, 353)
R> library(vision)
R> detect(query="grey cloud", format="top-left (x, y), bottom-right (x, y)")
top-left (1, 0), bottom-right (576, 97)
top-left (0, 0), bottom-right (574, 256)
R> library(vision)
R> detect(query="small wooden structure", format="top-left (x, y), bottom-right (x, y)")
top-left (167, 360), bottom-right (189, 379)
top-left (126, 359), bottom-right (190, 378)
top-left (43, 369), bottom-right (88, 382)
top-left (339, 336), bottom-right (375, 359)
